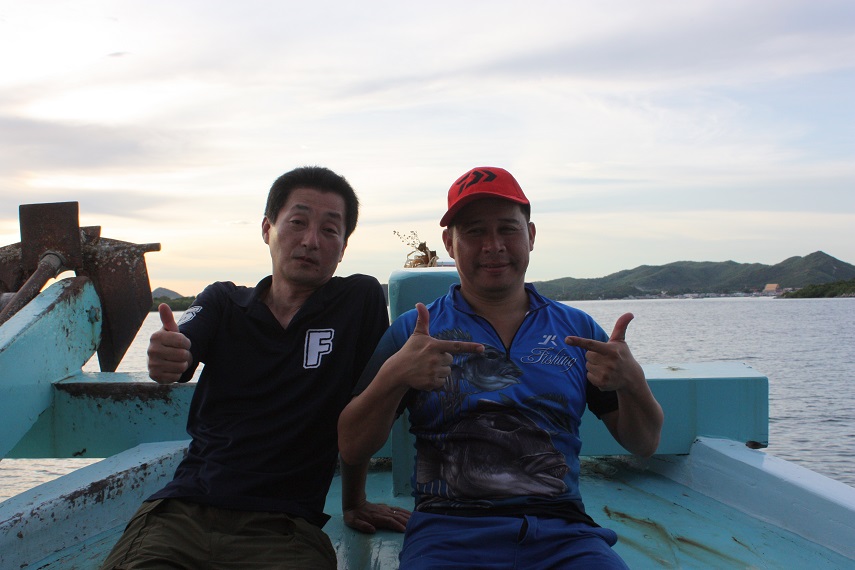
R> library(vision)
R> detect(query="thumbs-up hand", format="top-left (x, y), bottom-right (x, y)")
top-left (147, 303), bottom-right (193, 384)
top-left (391, 303), bottom-right (484, 392)
top-left (159, 303), bottom-right (180, 332)
top-left (564, 313), bottom-right (645, 393)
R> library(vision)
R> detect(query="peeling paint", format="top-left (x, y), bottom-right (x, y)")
top-left (56, 382), bottom-right (177, 404)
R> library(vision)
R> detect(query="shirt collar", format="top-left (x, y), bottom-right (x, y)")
top-left (233, 275), bottom-right (341, 315)
top-left (448, 282), bottom-right (548, 314)
top-left (229, 275), bottom-right (272, 308)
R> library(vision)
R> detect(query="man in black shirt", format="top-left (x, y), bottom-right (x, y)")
top-left (102, 166), bottom-right (406, 569)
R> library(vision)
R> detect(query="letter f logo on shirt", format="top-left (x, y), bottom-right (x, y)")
top-left (304, 329), bottom-right (335, 368)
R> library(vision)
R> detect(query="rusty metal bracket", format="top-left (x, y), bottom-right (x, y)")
top-left (0, 202), bottom-right (160, 371)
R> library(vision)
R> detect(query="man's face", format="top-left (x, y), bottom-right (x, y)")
top-left (442, 198), bottom-right (535, 299)
top-left (262, 187), bottom-right (348, 290)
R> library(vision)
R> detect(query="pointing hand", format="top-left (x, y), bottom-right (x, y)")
top-left (395, 303), bottom-right (484, 391)
top-left (147, 303), bottom-right (193, 384)
top-left (565, 313), bottom-right (644, 392)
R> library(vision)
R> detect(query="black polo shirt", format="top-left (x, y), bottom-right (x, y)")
top-left (149, 274), bottom-right (389, 527)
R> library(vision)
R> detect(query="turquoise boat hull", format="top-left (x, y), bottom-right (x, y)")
top-left (2, 270), bottom-right (854, 568)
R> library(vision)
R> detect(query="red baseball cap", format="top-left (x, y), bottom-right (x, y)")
top-left (440, 167), bottom-right (529, 227)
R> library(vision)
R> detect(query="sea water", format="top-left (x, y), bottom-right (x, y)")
top-left (572, 296), bottom-right (855, 486)
top-left (1, 297), bottom-right (853, 500)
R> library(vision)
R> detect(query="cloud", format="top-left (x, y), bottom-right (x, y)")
top-left (0, 116), bottom-right (153, 168)
top-left (0, 0), bottom-right (852, 295)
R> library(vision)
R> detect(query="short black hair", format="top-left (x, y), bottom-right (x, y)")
top-left (265, 166), bottom-right (360, 239)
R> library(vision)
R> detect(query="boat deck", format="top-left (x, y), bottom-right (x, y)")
top-left (16, 459), bottom-right (850, 570)
top-left (323, 458), bottom-right (852, 569)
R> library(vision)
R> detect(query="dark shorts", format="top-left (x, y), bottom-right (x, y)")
top-left (399, 511), bottom-right (629, 570)
top-left (100, 498), bottom-right (336, 570)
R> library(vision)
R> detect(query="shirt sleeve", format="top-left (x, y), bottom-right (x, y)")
top-left (176, 282), bottom-right (225, 382)
top-left (586, 381), bottom-right (619, 418)
top-left (580, 312), bottom-right (620, 418)
top-left (351, 308), bottom-right (416, 415)
top-left (352, 326), bottom-right (401, 397)
top-left (350, 277), bottom-right (391, 388)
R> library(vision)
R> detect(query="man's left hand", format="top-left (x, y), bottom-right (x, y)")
top-left (564, 312), bottom-right (645, 392)
top-left (344, 501), bottom-right (410, 534)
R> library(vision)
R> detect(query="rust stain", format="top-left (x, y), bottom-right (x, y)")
top-left (613, 534), bottom-right (676, 567)
top-left (56, 382), bottom-right (181, 404)
top-left (0, 202), bottom-right (160, 371)
top-left (675, 535), bottom-right (720, 553)
top-left (604, 506), bottom-right (671, 537)
top-left (603, 506), bottom-right (755, 567)
top-left (62, 473), bottom-right (117, 504)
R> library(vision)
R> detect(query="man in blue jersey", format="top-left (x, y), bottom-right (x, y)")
top-left (102, 167), bottom-right (408, 570)
top-left (338, 166), bottom-right (664, 568)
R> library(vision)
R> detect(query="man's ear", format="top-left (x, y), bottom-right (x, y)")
top-left (262, 217), bottom-right (271, 244)
top-left (528, 221), bottom-right (536, 251)
top-left (442, 228), bottom-right (455, 259)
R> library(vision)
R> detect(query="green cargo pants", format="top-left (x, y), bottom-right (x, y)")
top-left (100, 498), bottom-right (336, 569)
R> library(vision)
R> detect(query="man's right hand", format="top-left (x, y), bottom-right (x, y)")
top-left (338, 303), bottom-right (483, 466)
top-left (392, 303), bottom-right (484, 391)
top-left (147, 303), bottom-right (192, 384)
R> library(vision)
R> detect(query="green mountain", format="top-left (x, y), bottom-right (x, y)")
top-left (781, 278), bottom-right (855, 298)
top-left (151, 287), bottom-right (183, 300)
top-left (532, 251), bottom-right (855, 300)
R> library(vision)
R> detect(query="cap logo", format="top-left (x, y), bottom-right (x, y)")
top-left (455, 168), bottom-right (497, 195)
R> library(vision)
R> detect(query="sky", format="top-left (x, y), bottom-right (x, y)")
top-left (1, 0), bottom-right (853, 296)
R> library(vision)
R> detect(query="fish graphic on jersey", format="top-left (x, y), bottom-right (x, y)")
top-left (412, 329), bottom-right (569, 504)
top-left (416, 400), bottom-right (569, 502)
top-left (434, 328), bottom-right (522, 393)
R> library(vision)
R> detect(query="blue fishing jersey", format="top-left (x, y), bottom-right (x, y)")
top-left (355, 283), bottom-right (618, 524)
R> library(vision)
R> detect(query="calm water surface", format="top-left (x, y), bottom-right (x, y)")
top-left (1, 297), bottom-right (853, 500)
top-left (572, 296), bottom-right (855, 487)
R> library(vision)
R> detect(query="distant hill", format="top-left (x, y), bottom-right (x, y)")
top-left (151, 287), bottom-right (196, 311)
top-left (152, 287), bottom-right (183, 300)
top-left (149, 251), bottom-right (854, 305)
top-left (781, 278), bottom-right (855, 298)
top-left (532, 251), bottom-right (855, 300)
